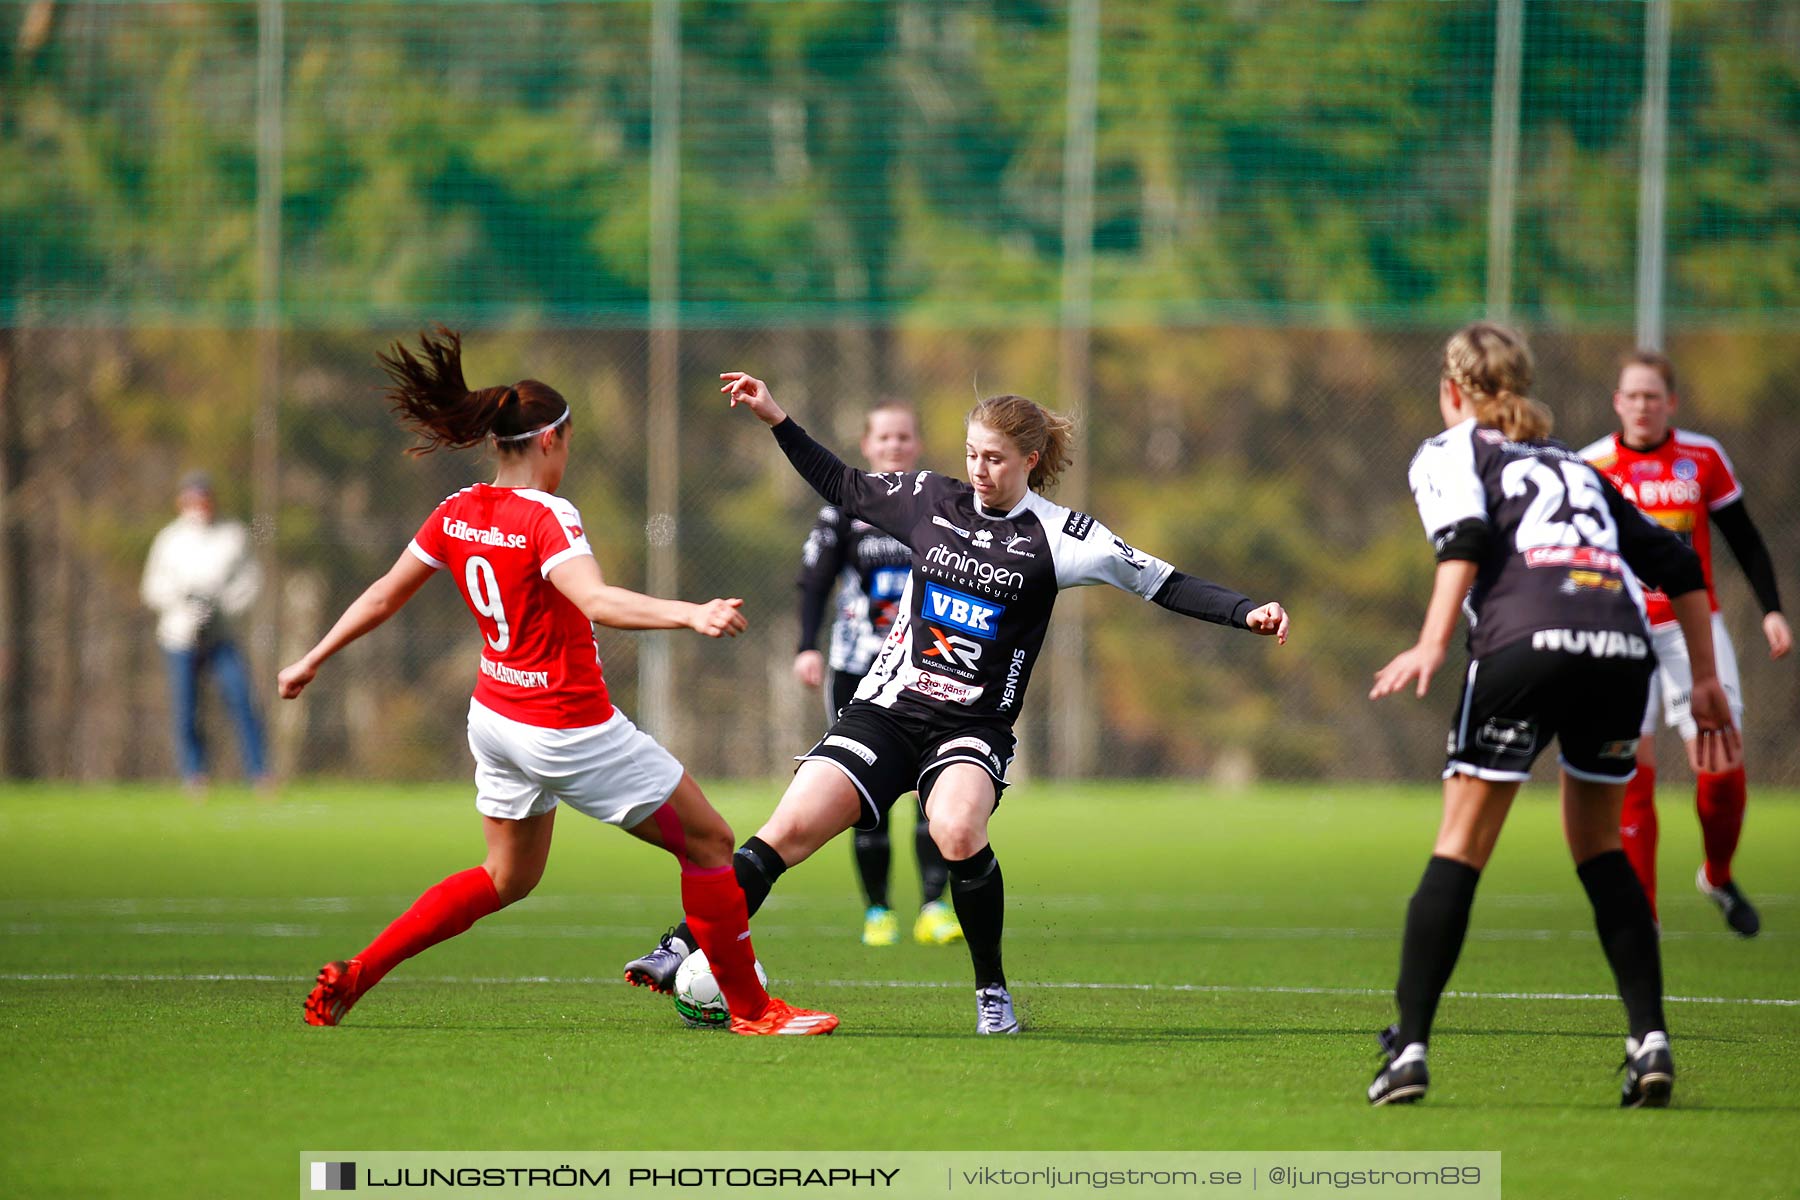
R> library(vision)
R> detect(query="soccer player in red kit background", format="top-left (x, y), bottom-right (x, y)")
top-left (1581, 351), bottom-right (1790, 936)
top-left (278, 327), bottom-right (836, 1034)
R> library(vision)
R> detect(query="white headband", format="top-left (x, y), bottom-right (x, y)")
top-left (493, 404), bottom-right (571, 442)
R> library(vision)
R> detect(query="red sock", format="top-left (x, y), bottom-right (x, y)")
top-left (681, 865), bottom-right (771, 1021)
top-left (1696, 767), bottom-right (1747, 887)
top-left (1620, 764), bottom-right (1659, 917)
top-left (356, 866), bottom-right (502, 991)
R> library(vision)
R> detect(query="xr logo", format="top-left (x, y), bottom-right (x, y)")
top-left (922, 625), bottom-right (983, 670)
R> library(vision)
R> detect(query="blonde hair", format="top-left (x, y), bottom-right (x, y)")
top-left (862, 400), bottom-right (919, 436)
top-left (1442, 321), bottom-right (1553, 442)
top-left (967, 394), bottom-right (1074, 491)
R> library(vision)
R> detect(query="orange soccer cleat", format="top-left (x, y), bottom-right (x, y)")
top-left (729, 996), bottom-right (839, 1037)
top-left (303, 958), bottom-right (365, 1027)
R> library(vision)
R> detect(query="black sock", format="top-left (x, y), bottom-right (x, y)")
top-left (1395, 855), bottom-right (1482, 1047)
top-left (915, 818), bottom-right (950, 906)
top-left (672, 836), bottom-right (787, 952)
top-left (1578, 849), bottom-right (1666, 1040)
top-left (852, 828), bottom-right (892, 910)
top-left (947, 845), bottom-right (1005, 989)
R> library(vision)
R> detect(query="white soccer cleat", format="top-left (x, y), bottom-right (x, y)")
top-left (975, 984), bottom-right (1020, 1034)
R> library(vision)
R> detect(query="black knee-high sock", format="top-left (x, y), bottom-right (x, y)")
top-left (915, 818), bottom-right (950, 906)
top-left (674, 837), bottom-right (787, 952)
top-left (947, 845), bottom-right (1005, 988)
top-left (1577, 849), bottom-right (1666, 1040)
top-left (1395, 855), bottom-right (1482, 1047)
top-left (852, 828), bottom-right (892, 909)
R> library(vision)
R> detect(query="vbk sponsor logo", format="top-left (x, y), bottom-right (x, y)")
top-left (443, 518), bottom-right (528, 549)
top-left (923, 583), bottom-right (1004, 639)
top-left (1530, 628), bottom-right (1649, 659)
top-left (923, 625), bottom-right (983, 671)
top-left (870, 565), bottom-right (909, 601)
top-left (972, 529), bottom-right (993, 549)
top-left (997, 648), bottom-right (1027, 711)
top-left (1063, 511), bottom-right (1095, 541)
top-left (936, 735), bottom-right (993, 758)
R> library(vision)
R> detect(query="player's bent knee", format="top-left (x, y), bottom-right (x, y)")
top-left (929, 821), bottom-right (985, 862)
top-left (486, 867), bottom-right (540, 908)
top-left (684, 823), bottom-right (736, 869)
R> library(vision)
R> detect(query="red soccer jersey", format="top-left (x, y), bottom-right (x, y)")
top-left (1580, 428), bottom-right (1743, 626)
top-left (409, 484), bottom-right (613, 728)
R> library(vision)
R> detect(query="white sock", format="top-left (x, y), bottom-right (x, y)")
top-left (1393, 1042), bottom-right (1428, 1067)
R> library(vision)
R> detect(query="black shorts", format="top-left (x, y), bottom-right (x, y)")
top-left (797, 701), bottom-right (1015, 832)
top-left (1445, 636), bottom-right (1653, 784)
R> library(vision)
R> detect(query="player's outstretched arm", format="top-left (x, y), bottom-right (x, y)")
top-left (278, 550), bottom-right (436, 698)
top-left (722, 370), bottom-right (933, 541)
top-left (1371, 559), bottom-right (1477, 700)
top-left (547, 554), bottom-right (746, 638)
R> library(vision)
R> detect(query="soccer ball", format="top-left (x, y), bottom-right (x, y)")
top-left (673, 949), bottom-right (769, 1029)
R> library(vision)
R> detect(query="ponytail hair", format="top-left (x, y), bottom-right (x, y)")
top-left (379, 326), bottom-right (570, 456)
top-left (968, 393), bottom-right (1075, 491)
top-left (1442, 321), bottom-right (1554, 442)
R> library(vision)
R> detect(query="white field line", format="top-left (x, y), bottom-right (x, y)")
top-left (0, 918), bottom-right (1778, 944)
top-left (0, 970), bottom-right (1793, 1008)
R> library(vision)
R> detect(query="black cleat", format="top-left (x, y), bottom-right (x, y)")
top-left (623, 928), bottom-right (689, 995)
top-left (1620, 1033), bottom-right (1674, 1108)
top-left (1696, 866), bottom-right (1760, 937)
top-left (1368, 1024), bottom-right (1429, 1106)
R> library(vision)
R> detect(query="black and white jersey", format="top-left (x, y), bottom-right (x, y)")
top-left (773, 419), bottom-right (1229, 732)
top-left (1408, 418), bottom-right (1704, 661)
top-left (796, 506), bottom-right (912, 675)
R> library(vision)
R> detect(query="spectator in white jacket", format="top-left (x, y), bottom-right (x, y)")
top-left (140, 471), bottom-right (268, 790)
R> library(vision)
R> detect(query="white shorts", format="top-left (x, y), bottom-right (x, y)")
top-left (1642, 613), bottom-right (1744, 742)
top-left (466, 699), bottom-right (684, 827)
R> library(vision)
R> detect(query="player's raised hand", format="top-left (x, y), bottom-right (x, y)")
top-left (691, 597), bottom-right (748, 638)
top-left (277, 659), bottom-right (317, 700)
top-left (1245, 602), bottom-right (1290, 645)
top-left (1687, 677), bottom-right (1743, 774)
top-left (1370, 642), bottom-right (1446, 700)
top-left (720, 372), bottom-right (787, 427)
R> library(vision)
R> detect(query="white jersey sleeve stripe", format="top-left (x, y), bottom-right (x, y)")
top-left (408, 539), bottom-right (447, 570)
top-left (540, 544), bottom-right (592, 578)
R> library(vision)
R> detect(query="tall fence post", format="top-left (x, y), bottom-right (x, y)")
top-left (0, 327), bottom-right (25, 778)
top-left (1048, 0), bottom-right (1100, 779)
top-left (255, 0), bottom-right (285, 771)
top-left (1485, 0), bottom-right (1524, 321)
top-left (643, 0), bottom-right (682, 748)
top-left (1636, 0), bottom-right (1672, 350)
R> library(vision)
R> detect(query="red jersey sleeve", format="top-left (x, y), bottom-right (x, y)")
top-left (522, 491), bottom-right (594, 577)
top-left (1702, 441), bottom-right (1744, 511)
top-left (409, 495), bottom-right (454, 570)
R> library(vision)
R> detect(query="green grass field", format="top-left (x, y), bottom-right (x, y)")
top-left (2, 781), bottom-right (1796, 1198)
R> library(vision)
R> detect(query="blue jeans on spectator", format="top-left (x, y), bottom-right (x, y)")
top-left (163, 639), bottom-right (267, 782)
